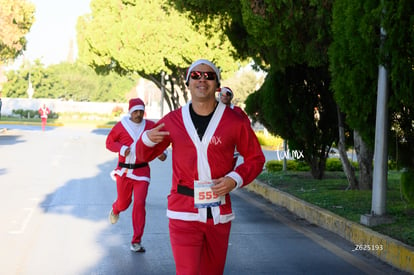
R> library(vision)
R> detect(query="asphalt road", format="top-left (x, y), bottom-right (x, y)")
top-left (0, 124), bottom-right (407, 275)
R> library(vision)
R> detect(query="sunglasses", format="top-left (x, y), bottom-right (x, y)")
top-left (189, 71), bottom-right (217, 81)
top-left (221, 91), bottom-right (232, 97)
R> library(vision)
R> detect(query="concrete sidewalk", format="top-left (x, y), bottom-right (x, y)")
top-left (246, 180), bottom-right (414, 274)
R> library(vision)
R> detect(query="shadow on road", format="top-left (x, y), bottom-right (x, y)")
top-left (38, 158), bottom-right (175, 275)
top-left (0, 133), bottom-right (26, 146)
top-left (91, 128), bottom-right (111, 136)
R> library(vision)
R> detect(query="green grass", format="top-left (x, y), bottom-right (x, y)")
top-left (257, 170), bottom-right (414, 247)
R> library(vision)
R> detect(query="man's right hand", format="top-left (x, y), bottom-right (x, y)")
top-left (147, 123), bottom-right (170, 143)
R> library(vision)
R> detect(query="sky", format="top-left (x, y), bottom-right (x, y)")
top-left (13, 0), bottom-right (91, 67)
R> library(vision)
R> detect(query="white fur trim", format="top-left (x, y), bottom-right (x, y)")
top-left (129, 105), bottom-right (145, 114)
top-left (227, 171), bottom-right (243, 189)
top-left (142, 131), bottom-right (158, 147)
top-left (166, 209), bottom-right (235, 223)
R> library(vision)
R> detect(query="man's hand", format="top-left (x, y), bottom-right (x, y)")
top-left (211, 177), bottom-right (237, 197)
top-left (125, 147), bottom-right (131, 157)
top-left (148, 123), bottom-right (170, 143)
top-left (157, 152), bottom-right (167, 161)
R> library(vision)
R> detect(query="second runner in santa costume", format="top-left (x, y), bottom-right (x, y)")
top-left (106, 97), bottom-right (167, 253)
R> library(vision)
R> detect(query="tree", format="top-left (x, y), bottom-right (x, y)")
top-left (382, 0), bottom-right (414, 170)
top-left (76, 0), bottom-right (243, 111)
top-left (329, 0), bottom-right (414, 187)
top-left (221, 68), bottom-right (264, 108)
top-left (2, 61), bottom-right (136, 102)
top-left (245, 65), bottom-right (338, 179)
top-left (171, 0), bottom-right (339, 179)
top-left (0, 0), bottom-right (35, 64)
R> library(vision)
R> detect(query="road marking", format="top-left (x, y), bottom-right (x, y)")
top-left (9, 208), bottom-right (34, 235)
top-left (234, 190), bottom-right (387, 275)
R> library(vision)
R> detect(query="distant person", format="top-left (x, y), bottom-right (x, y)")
top-left (106, 98), bottom-right (167, 253)
top-left (38, 104), bottom-right (50, 131)
top-left (136, 59), bottom-right (265, 274)
top-left (218, 86), bottom-right (250, 167)
top-left (218, 86), bottom-right (250, 120)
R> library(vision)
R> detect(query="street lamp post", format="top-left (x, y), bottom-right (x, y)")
top-left (27, 72), bottom-right (34, 99)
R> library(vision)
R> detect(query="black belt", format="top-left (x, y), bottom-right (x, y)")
top-left (118, 162), bottom-right (148, 169)
top-left (177, 184), bottom-right (213, 218)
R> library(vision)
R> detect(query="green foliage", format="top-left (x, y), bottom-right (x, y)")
top-left (11, 109), bottom-right (38, 119)
top-left (265, 160), bottom-right (310, 172)
top-left (388, 159), bottom-right (398, 171)
top-left (325, 158), bottom-right (343, 172)
top-left (255, 131), bottom-right (283, 149)
top-left (329, 0), bottom-right (414, 161)
top-left (0, 0), bottom-right (35, 63)
top-left (111, 105), bottom-right (124, 117)
top-left (2, 62), bottom-right (136, 102)
top-left (11, 108), bottom-right (58, 119)
top-left (245, 65), bottom-right (338, 179)
top-left (401, 169), bottom-right (414, 204)
top-left (265, 160), bottom-right (302, 172)
top-left (77, 0), bottom-right (243, 110)
top-left (265, 158), bottom-right (358, 173)
top-left (221, 68), bottom-right (264, 107)
top-left (171, 0), bottom-right (333, 71)
top-left (329, 0), bottom-right (380, 149)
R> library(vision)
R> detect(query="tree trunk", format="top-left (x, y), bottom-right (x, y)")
top-left (337, 106), bottom-right (358, 189)
top-left (309, 154), bottom-right (326, 180)
top-left (354, 131), bottom-right (373, 190)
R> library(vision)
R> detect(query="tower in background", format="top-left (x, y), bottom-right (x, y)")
top-left (67, 39), bottom-right (75, 63)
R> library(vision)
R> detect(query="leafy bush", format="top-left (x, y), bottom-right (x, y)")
top-left (265, 158), bottom-right (359, 173)
top-left (12, 109), bottom-right (59, 119)
top-left (326, 158), bottom-right (343, 171)
top-left (388, 159), bottom-right (398, 171)
top-left (255, 131), bottom-right (284, 149)
top-left (265, 160), bottom-right (309, 172)
top-left (12, 109), bottom-right (38, 119)
top-left (401, 169), bottom-right (414, 204)
top-left (112, 105), bottom-right (124, 117)
top-left (296, 160), bottom-right (310, 171)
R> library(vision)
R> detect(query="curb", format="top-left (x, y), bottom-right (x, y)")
top-left (246, 179), bottom-right (414, 274)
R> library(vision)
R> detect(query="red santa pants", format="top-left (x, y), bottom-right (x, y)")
top-left (112, 174), bottom-right (149, 244)
top-left (41, 117), bottom-right (47, 131)
top-left (169, 218), bottom-right (231, 275)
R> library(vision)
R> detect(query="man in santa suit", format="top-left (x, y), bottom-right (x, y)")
top-left (136, 59), bottom-right (265, 274)
top-left (218, 86), bottom-right (251, 168)
top-left (218, 86), bottom-right (250, 121)
top-left (106, 97), bottom-right (167, 253)
top-left (38, 104), bottom-right (50, 131)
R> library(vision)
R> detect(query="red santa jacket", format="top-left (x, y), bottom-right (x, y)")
top-left (230, 104), bottom-right (250, 121)
top-left (106, 116), bottom-right (156, 182)
top-left (38, 107), bottom-right (50, 118)
top-left (136, 101), bottom-right (265, 224)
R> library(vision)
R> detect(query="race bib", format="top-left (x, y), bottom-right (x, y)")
top-left (194, 180), bottom-right (225, 208)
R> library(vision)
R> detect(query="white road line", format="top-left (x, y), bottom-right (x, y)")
top-left (9, 208), bottom-right (34, 235)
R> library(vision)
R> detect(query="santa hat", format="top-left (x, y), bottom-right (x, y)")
top-left (185, 59), bottom-right (221, 87)
top-left (219, 86), bottom-right (233, 99)
top-left (128, 98), bottom-right (145, 114)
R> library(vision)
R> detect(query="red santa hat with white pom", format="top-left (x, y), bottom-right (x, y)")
top-left (128, 98), bottom-right (145, 114)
